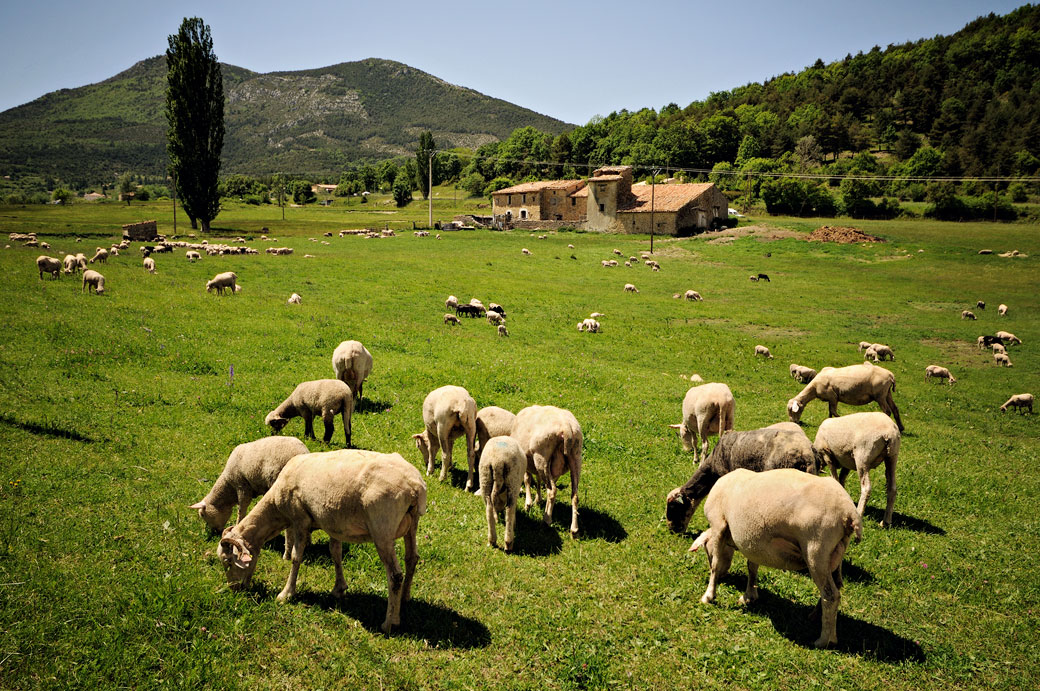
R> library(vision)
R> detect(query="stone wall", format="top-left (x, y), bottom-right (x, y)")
top-left (122, 220), bottom-right (159, 241)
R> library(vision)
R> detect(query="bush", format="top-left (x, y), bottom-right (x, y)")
top-left (761, 177), bottom-right (836, 216)
top-left (392, 175), bottom-right (412, 207)
top-left (1008, 183), bottom-right (1028, 203)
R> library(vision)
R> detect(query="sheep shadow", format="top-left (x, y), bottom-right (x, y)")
top-left (745, 589), bottom-right (925, 662)
top-left (840, 558), bottom-right (875, 585)
top-left (295, 590), bottom-right (491, 649)
top-left (0, 413), bottom-right (96, 442)
top-left (548, 503), bottom-right (627, 543)
top-left (509, 511), bottom-right (564, 557)
top-left (260, 534), bottom-right (339, 565)
top-left (863, 506), bottom-right (944, 535)
top-left (355, 397), bottom-right (392, 414)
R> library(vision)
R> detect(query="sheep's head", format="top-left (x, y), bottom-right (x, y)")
top-left (668, 423), bottom-right (693, 452)
top-left (190, 499), bottom-right (233, 533)
top-left (218, 531), bottom-right (258, 589)
top-left (787, 399), bottom-right (803, 423)
top-left (412, 432), bottom-right (431, 464)
top-left (665, 487), bottom-right (695, 533)
top-left (265, 411), bottom-right (288, 432)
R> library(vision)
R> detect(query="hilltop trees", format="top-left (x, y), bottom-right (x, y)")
top-left (165, 17), bottom-right (224, 232)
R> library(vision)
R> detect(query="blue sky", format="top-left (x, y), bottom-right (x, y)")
top-left (0, 0), bottom-right (1029, 124)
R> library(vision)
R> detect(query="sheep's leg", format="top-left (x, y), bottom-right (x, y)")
top-left (330, 540), bottom-right (347, 597)
top-left (321, 410), bottom-right (335, 444)
top-left (302, 411), bottom-right (315, 439)
top-left (807, 545), bottom-right (841, 648)
top-left (504, 492), bottom-right (517, 553)
top-left (464, 424), bottom-right (477, 492)
top-left (485, 494), bottom-right (498, 548)
top-left (887, 394), bottom-right (905, 432)
top-left (740, 561), bottom-right (760, 605)
top-left (697, 416), bottom-right (713, 462)
top-left (402, 521), bottom-right (418, 603)
top-left (543, 472), bottom-right (556, 527)
top-left (236, 490), bottom-right (253, 525)
top-left (437, 421), bottom-right (455, 482)
top-left (568, 457), bottom-right (581, 538)
top-left (855, 464), bottom-right (872, 517)
top-left (882, 455), bottom-right (897, 528)
top-left (700, 533), bottom-right (732, 604)
top-left (373, 537), bottom-right (404, 634)
top-left (827, 399), bottom-right (839, 417)
top-left (277, 526), bottom-right (309, 602)
top-left (341, 407), bottom-right (351, 447)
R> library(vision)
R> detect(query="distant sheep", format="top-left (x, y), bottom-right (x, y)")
top-left (62, 254), bottom-right (79, 274)
top-left (287, 293), bottom-right (301, 304)
top-left (1000, 393), bottom-right (1033, 414)
top-left (754, 345), bottom-right (773, 359)
top-left (487, 311), bottom-right (505, 326)
top-left (89, 248), bottom-right (109, 264)
top-left (863, 344), bottom-right (894, 362)
top-left (961, 310), bottom-right (976, 320)
top-left (991, 343), bottom-right (1006, 355)
top-left (995, 331), bottom-right (1021, 346)
top-left (206, 271), bottom-right (238, 295)
top-left (976, 300), bottom-right (985, 310)
top-left (624, 283), bottom-right (638, 293)
top-left (995, 352), bottom-right (1013, 367)
top-left (684, 290), bottom-right (703, 301)
top-left (498, 324), bottom-right (509, 337)
top-left (445, 295), bottom-right (458, 310)
top-left (577, 318), bottom-right (600, 333)
top-left (143, 257), bottom-right (156, 274)
top-left (186, 250), bottom-right (201, 262)
top-left (749, 275), bottom-right (759, 282)
top-left (36, 255), bottom-right (62, 279)
top-left (924, 365), bottom-right (956, 384)
top-left (789, 364), bottom-right (817, 384)
top-left (82, 269), bottom-right (105, 294)
top-left (444, 313), bottom-right (460, 326)
top-left (522, 248), bottom-right (531, 255)
top-left (998, 303), bottom-right (1008, 316)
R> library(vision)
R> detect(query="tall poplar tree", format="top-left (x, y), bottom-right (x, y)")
top-left (415, 131), bottom-right (435, 199)
top-left (166, 17), bottom-right (224, 232)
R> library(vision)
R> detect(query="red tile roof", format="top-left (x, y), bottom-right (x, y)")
top-left (618, 183), bottom-right (716, 213)
top-left (493, 179), bottom-right (584, 195)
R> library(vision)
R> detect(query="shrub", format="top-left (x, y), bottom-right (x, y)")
top-left (392, 175), bottom-right (412, 207)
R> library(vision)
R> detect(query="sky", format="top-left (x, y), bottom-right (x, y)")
top-left (0, 0), bottom-right (1030, 125)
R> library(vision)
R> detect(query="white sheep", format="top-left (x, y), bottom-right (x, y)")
top-left (445, 295), bottom-right (458, 310)
top-left (444, 313), bottom-right (460, 326)
top-left (691, 468), bottom-right (862, 648)
top-left (287, 293), bottom-right (302, 305)
top-left (749, 274), bottom-right (759, 282)
top-left (331, 340), bottom-right (373, 401)
top-left (857, 341), bottom-right (873, 352)
top-left (863, 344), bottom-right (894, 362)
top-left (668, 382), bottom-right (736, 464)
top-left (789, 364), bottom-right (817, 384)
top-left (265, 379), bottom-right (354, 446)
top-left (590, 312), bottom-right (605, 318)
top-left (991, 343), bottom-right (1006, 355)
top-left (511, 405), bottom-right (583, 537)
top-left (74, 253), bottom-right (87, 271)
top-left (995, 352), bottom-right (1013, 367)
top-left (601, 260), bottom-right (612, 267)
top-left (624, 261), bottom-right (632, 267)
top-left (998, 303), bottom-right (1008, 316)
top-left (995, 331), bottom-right (1021, 346)
top-left (82, 269), bottom-right (105, 294)
top-left (813, 411), bottom-right (901, 527)
top-left (36, 255), bottom-right (62, 279)
top-left (961, 310), bottom-right (977, 320)
top-left (89, 248), bottom-right (109, 264)
top-left (186, 250), bottom-right (201, 262)
top-left (754, 345), bottom-right (774, 359)
top-left (190, 436), bottom-right (309, 532)
top-left (684, 290), bottom-right (703, 301)
top-left (475, 405), bottom-right (516, 468)
top-left (787, 361), bottom-right (904, 432)
top-left (577, 318), bottom-right (601, 333)
top-left (217, 450), bottom-right (426, 634)
top-left (498, 324), bottom-right (509, 337)
top-left (924, 365), bottom-right (956, 385)
top-left (479, 436), bottom-right (526, 552)
top-left (624, 283), bottom-right (639, 293)
top-left (613, 248), bottom-right (622, 256)
top-left (62, 254), bottom-right (79, 274)
top-left (487, 311), bottom-right (505, 325)
top-left (143, 257), bottom-right (156, 274)
top-left (205, 271), bottom-right (238, 295)
top-left (413, 385), bottom-right (478, 490)
top-left (522, 248), bottom-right (531, 255)
top-left (1000, 393), bottom-right (1033, 414)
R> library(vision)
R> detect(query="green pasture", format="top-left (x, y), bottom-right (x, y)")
top-left (0, 199), bottom-right (1037, 689)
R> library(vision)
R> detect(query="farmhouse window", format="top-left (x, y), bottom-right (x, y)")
top-left (599, 204), bottom-right (605, 213)
top-left (520, 209), bottom-right (527, 219)
top-left (508, 195), bottom-right (512, 205)
top-left (571, 198), bottom-right (576, 206)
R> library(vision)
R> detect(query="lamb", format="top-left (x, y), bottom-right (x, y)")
top-left (475, 406), bottom-right (516, 466)
top-left (754, 345), bottom-right (773, 359)
top-left (186, 250), bottom-right (201, 262)
top-left (217, 450), bottom-right (425, 634)
top-left (264, 379), bottom-right (354, 446)
top-left (444, 313), bottom-right (460, 326)
top-left (924, 365), bottom-right (956, 385)
top-left (998, 303), bottom-right (1008, 316)
top-left (690, 468), bottom-right (861, 648)
top-left (1000, 393), bottom-right (1033, 414)
top-left (487, 311), bottom-right (505, 325)
top-left (961, 310), bottom-right (977, 320)
top-left (813, 412), bottom-right (901, 527)
top-left (863, 344), bottom-right (894, 362)
top-left (143, 257), bottom-right (156, 274)
top-left (413, 385), bottom-right (478, 490)
top-left (287, 293), bottom-right (301, 304)
top-left (190, 436), bottom-right (309, 532)
top-left (479, 436), bottom-right (526, 551)
top-left (665, 425), bottom-right (819, 534)
top-left (89, 248), bottom-right (109, 264)
top-left (36, 255), bottom-right (62, 279)
top-left (82, 269), bottom-right (105, 294)
top-left (994, 352), bottom-right (1013, 367)
top-left (787, 361), bottom-right (904, 432)
top-left (668, 382), bottom-right (736, 464)
top-left (511, 405), bottom-right (583, 537)
top-left (624, 283), bottom-right (639, 293)
top-left (205, 271), bottom-right (238, 295)
top-left (976, 300), bottom-right (986, 310)
top-left (995, 331), bottom-right (1021, 346)
top-left (789, 364), bottom-right (817, 384)
top-left (331, 340), bottom-right (373, 401)
top-left (445, 295), bottom-right (458, 311)
top-left (684, 290), bottom-right (703, 301)
top-left (498, 324), bottom-right (509, 337)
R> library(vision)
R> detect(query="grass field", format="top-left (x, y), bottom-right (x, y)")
top-left (0, 198), bottom-right (1037, 689)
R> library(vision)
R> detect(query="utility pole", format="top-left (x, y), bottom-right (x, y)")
top-left (650, 168), bottom-right (660, 254)
top-left (428, 150), bottom-right (434, 229)
top-left (742, 172), bottom-right (752, 215)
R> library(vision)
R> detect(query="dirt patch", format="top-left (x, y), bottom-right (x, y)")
top-left (808, 226), bottom-right (885, 244)
top-left (697, 225), bottom-right (805, 243)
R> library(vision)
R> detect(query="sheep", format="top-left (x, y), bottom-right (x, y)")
top-left (331, 340), bottom-right (373, 401)
top-left (857, 341), bottom-right (873, 352)
top-left (511, 405), bottom-right (583, 537)
top-left (445, 295), bottom-right (458, 311)
top-left (455, 304), bottom-right (485, 318)
top-left (590, 312), bottom-right (605, 318)
top-left (684, 290), bottom-right (703, 301)
top-left (577, 318), bottom-right (600, 333)
top-left (205, 271), bottom-right (238, 295)
top-left (690, 468), bottom-right (861, 648)
top-left (991, 343), bottom-right (1006, 355)
top-left (498, 324), bottom-right (509, 337)
top-left (475, 406), bottom-right (516, 467)
top-left (567, 244), bottom-right (575, 249)
top-left (413, 385), bottom-right (478, 490)
top-left (444, 313), bottom-right (460, 326)
top-left (601, 260), bottom-right (612, 267)
top-left (217, 450), bottom-right (425, 634)
top-left (479, 436), bottom-right (526, 551)
top-left (673, 293), bottom-right (681, 299)
top-left (629, 256), bottom-right (637, 263)
top-left (264, 379), bottom-right (354, 446)
top-left (89, 248), bottom-right (109, 264)
top-left (186, 250), bottom-right (201, 262)
top-left (961, 310), bottom-right (977, 320)
top-left (976, 300), bottom-right (986, 310)
top-left (863, 344), bottom-right (894, 362)
top-left (998, 303), bottom-right (1008, 316)
top-left (190, 436), bottom-right (309, 532)
top-left (613, 248), bottom-right (622, 256)
top-left (82, 269), bottom-right (105, 294)
top-left (522, 248), bottom-right (531, 255)
top-left (754, 345), bottom-right (773, 359)
top-left (36, 255), bottom-right (62, 279)
top-left (995, 352), bottom-right (1013, 367)
top-left (652, 264), bottom-right (660, 272)
top-left (790, 364), bottom-right (817, 384)
top-left (787, 361), bottom-right (904, 432)
top-left (624, 261), bottom-right (632, 267)
top-left (995, 331), bottom-right (1021, 346)
top-left (756, 273), bottom-right (770, 282)
top-left (487, 311), bottom-right (505, 326)
top-left (978, 335), bottom-right (1005, 349)
top-left (624, 283), bottom-right (639, 293)
top-left (665, 425), bottom-right (819, 534)
top-left (1000, 393), bottom-right (1034, 414)
top-left (488, 303), bottom-right (506, 317)
top-left (813, 412), bottom-right (901, 527)
top-left (143, 257), bottom-right (156, 274)
top-left (287, 293), bottom-right (301, 305)
top-left (749, 275), bottom-right (759, 282)
top-left (668, 383), bottom-right (736, 464)
top-left (62, 254), bottom-right (79, 274)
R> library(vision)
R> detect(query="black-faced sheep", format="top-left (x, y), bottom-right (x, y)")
top-left (787, 361), bottom-right (903, 432)
top-left (413, 385), bottom-right (478, 490)
top-left (265, 379), bottom-right (354, 446)
top-left (511, 405), bottom-right (583, 537)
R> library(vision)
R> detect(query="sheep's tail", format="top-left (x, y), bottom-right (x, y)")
top-left (410, 487), bottom-right (428, 519)
top-left (844, 513), bottom-right (863, 544)
top-left (563, 427), bottom-right (583, 467)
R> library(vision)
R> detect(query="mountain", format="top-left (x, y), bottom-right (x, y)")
top-left (0, 57), bottom-right (571, 184)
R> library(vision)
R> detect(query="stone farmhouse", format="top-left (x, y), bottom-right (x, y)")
top-left (491, 165), bottom-right (729, 235)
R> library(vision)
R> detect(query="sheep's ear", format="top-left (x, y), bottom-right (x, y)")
top-left (666, 487), bottom-right (682, 503)
top-left (412, 433), bottom-right (423, 440)
top-left (790, 401), bottom-right (800, 413)
top-left (189, 501), bottom-right (206, 510)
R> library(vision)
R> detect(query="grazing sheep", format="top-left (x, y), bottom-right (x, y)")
top-left (979, 335), bottom-right (1005, 349)
top-left (749, 275), bottom-right (759, 282)
top-left (475, 406), bottom-right (516, 466)
top-left (287, 293), bottom-right (301, 305)
top-left (36, 255), bottom-right (62, 279)
top-left (186, 250), bottom-right (201, 262)
top-left (511, 405), bottom-right (583, 536)
top-left (756, 273), bottom-right (770, 282)
top-left (787, 361), bottom-right (904, 432)
top-left (924, 365), bottom-right (956, 384)
top-left (991, 343), bottom-right (1006, 355)
top-left (624, 261), bottom-right (632, 267)
top-left (217, 450), bottom-right (425, 634)
top-left (1000, 393), bottom-right (1034, 414)
top-left (498, 324), bottom-right (509, 337)
top-left (455, 303), bottom-right (485, 318)
top-left (789, 364), bottom-right (817, 384)
top-left (961, 310), bottom-right (977, 320)
top-left (488, 303), bottom-right (506, 317)
top-left (995, 352), bottom-right (1013, 367)
top-left (976, 300), bottom-right (986, 310)
top-left (444, 313), bottom-right (460, 326)
top-left (143, 257), bottom-right (156, 274)
top-left (690, 468), bottom-right (861, 648)
top-left (684, 290), bottom-right (703, 301)
top-left (190, 436), bottom-right (309, 532)
top-left (857, 341), bottom-right (873, 352)
top-left (665, 425), bottom-right (819, 534)
top-left (205, 271), bottom-right (238, 295)
top-left (754, 345), bottom-right (774, 359)
top-left (445, 295), bottom-right (458, 311)
top-left (479, 436), bottom-right (526, 551)
top-left (995, 331), bottom-right (1021, 346)
top-left (668, 383), bottom-right (736, 464)
top-left (82, 269), bottom-right (105, 294)
top-left (577, 318), bottom-right (601, 333)
top-left (998, 303), bottom-right (1008, 316)
top-left (863, 344), bottom-right (894, 362)
top-left (652, 264), bottom-right (660, 272)
top-left (590, 312), bottom-right (605, 318)
top-left (613, 248), bottom-right (622, 256)
top-left (978, 249), bottom-right (993, 254)
top-left (522, 248), bottom-right (531, 255)
top-left (413, 385), bottom-right (478, 490)
top-left (62, 254), bottom-right (79, 274)
top-left (89, 248), bottom-right (109, 264)
top-left (813, 412), bottom-right (901, 527)
top-left (567, 244), bottom-right (575, 249)
top-left (624, 283), bottom-right (639, 293)
top-left (265, 379), bottom-right (354, 446)
top-left (331, 340), bottom-right (373, 401)
top-left (487, 311), bottom-right (505, 325)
